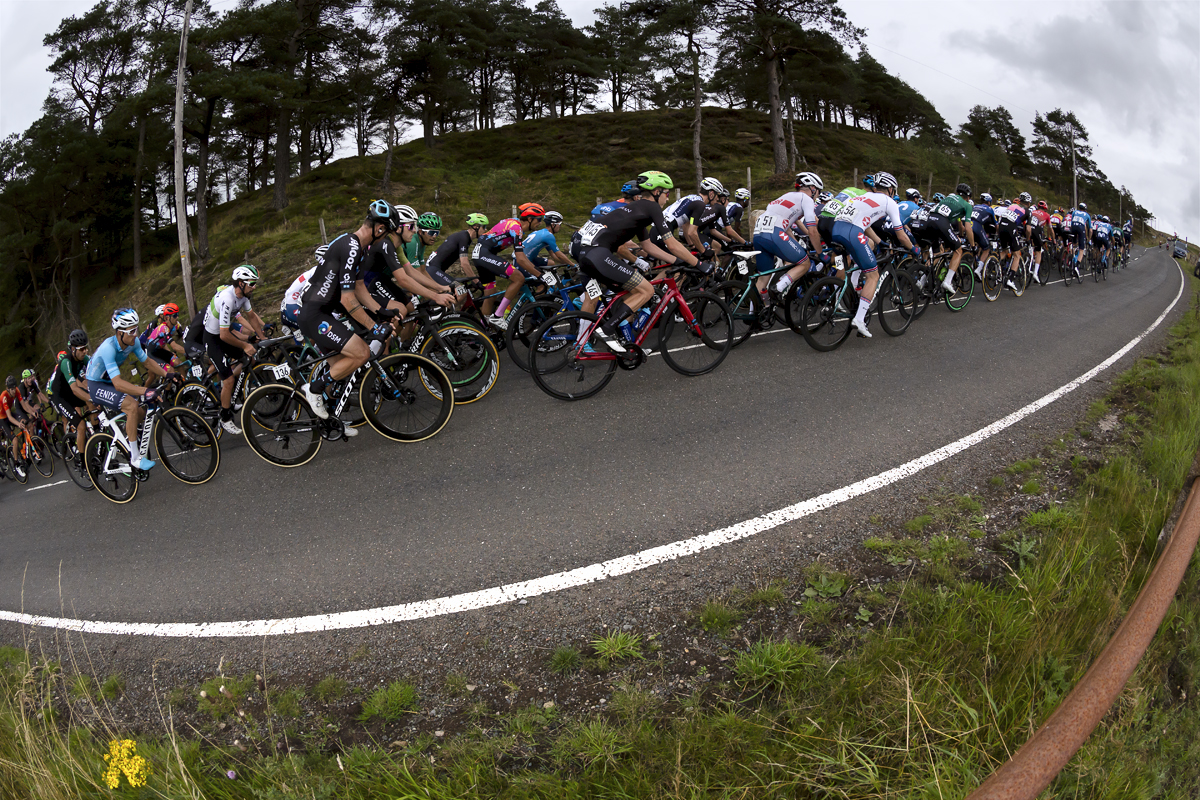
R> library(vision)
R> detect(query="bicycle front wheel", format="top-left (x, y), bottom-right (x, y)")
top-left (243, 383), bottom-right (323, 468)
top-left (942, 256), bottom-right (974, 312)
top-left (65, 447), bottom-right (94, 491)
top-left (7, 445), bottom-right (28, 485)
top-left (907, 261), bottom-right (935, 319)
top-left (876, 268), bottom-right (917, 336)
top-left (982, 257), bottom-right (1003, 301)
top-left (85, 433), bottom-right (136, 503)
top-left (799, 276), bottom-right (853, 352)
top-left (360, 353), bottom-right (454, 442)
top-left (528, 310), bottom-right (618, 401)
top-left (30, 436), bottom-right (54, 477)
top-left (506, 299), bottom-right (564, 373)
top-left (421, 323), bottom-right (500, 404)
top-left (658, 290), bottom-right (733, 376)
top-left (154, 407), bottom-right (220, 484)
top-left (176, 381), bottom-right (223, 440)
top-left (715, 280), bottom-right (759, 347)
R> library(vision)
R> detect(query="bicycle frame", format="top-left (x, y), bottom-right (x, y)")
top-left (570, 274), bottom-right (707, 362)
top-left (94, 404), bottom-right (158, 478)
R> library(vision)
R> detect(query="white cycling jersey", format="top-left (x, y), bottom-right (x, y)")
top-left (203, 285), bottom-right (251, 335)
top-left (280, 267), bottom-right (316, 311)
top-left (664, 194), bottom-right (701, 227)
top-left (834, 192), bottom-right (904, 231)
top-left (755, 191), bottom-right (817, 234)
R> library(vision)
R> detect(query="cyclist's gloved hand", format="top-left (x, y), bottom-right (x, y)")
top-left (142, 389), bottom-right (157, 404)
top-left (700, 248), bottom-right (715, 262)
top-left (698, 260), bottom-right (715, 275)
top-left (369, 322), bottom-right (391, 341)
top-left (911, 245), bottom-right (921, 258)
top-left (633, 258), bottom-right (652, 274)
top-left (376, 307), bottom-right (400, 319)
top-left (819, 251), bottom-right (832, 266)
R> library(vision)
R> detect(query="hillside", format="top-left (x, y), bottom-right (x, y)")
top-left (13, 107), bottom-right (1139, 376)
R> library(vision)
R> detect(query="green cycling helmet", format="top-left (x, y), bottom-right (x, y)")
top-left (636, 170), bottom-right (674, 191)
top-left (466, 213), bottom-right (489, 227)
top-left (418, 212), bottom-right (443, 231)
top-left (21, 368), bottom-right (34, 380)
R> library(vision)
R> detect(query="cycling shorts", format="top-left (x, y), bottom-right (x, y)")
top-left (971, 224), bottom-right (991, 251)
top-left (568, 232), bottom-right (583, 261)
top-left (1071, 223), bottom-right (1088, 249)
top-left (203, 329), bottom-right (243, 380)
top-left (149, 345), bottom-right (174, 366)
top-left (88, 381), bottom-right (126, 412)
top-left (298, 304), bottom-right (355, 356)
top-left (50, 393), bottom-right (82, 427)
top-left (1092, 233), bottom-right (1109, 248)
top-left (364, 274), bottom-right (410, 308)
top-left (578, 247), bottom-right (645, 291)
top-left (752, 228), bottom-right (809, 273)
top-left (830, 221), bottom-right (878, 273)
top-left (281, 304), bottom-right (301, 328)
top-left (997, 221), bottom-right (1023, 252)
top-left (471, 246), bottom-right (515, 280)
top-left (1031, 227), bottom-right (1045, 252)
top-left (922, 214), bottom-right (963, 250)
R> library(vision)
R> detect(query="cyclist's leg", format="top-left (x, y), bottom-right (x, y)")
top-left (831, 221), bottom-right (877, 334)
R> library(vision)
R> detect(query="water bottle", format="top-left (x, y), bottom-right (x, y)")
top-left (633, 308), bottom-right (651, 331)
top-left (618, 319), bottom-right (635, 341)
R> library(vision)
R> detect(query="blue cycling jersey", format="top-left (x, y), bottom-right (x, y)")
top-left (85, 335), bottom-right (147, 383)
top-left (897, 200), bottom-right (921, 225)
top-left (1070, 209), bottom-right (1092, 230)
top-left (521, 228), bottom-right (559, 261)
top-left (590, 198), bottom-right (628, 221)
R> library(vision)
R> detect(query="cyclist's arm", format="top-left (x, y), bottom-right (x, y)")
top-left (549, 249), bottom-right (574, 267)
top-left (5, 405), bottom-right (25, 427)
top-left (220, 324), bottom-right (255, 356)
top-left (457, 254), bottom-right (479, 280)
top-left (804, 222), bottom-right (822, 254)
top-left (513, 249), bottom-right (542, 278)
top-left (960, 221), bottom-right (975, 247)
top-left (394, 265), bottom-right (453, 306)
top-left (679, 222), bottom-right (702, 251)
top-left (403, 263), bottom-right (454, 297)
top-left (895, 227), bottom-right (917, 252)
top-left (70, 378), bottom-right (89, 404)
top-left (241, 309), bottom-right (266, 339)
top-left (351, 281), bottom-right (385, 318)
top-left (723, 224), bottom-right (745, 245)
top-left (19, 395), bottom-right (36, 415)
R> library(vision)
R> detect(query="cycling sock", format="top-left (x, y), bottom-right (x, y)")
top-left (853, 297), bottom-right (870, 324)
top-left (309, 377), bottom-right (327, 397)
top-left (495, 298), bottom-right (511, 317)
top-left (775, 275), bottom-right (793, 294)
top-left (219, 407), bottom-right (232, 421)
top-left (601, 301), bottom-right (631, 335)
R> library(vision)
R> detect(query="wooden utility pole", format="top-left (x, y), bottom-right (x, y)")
top-left (174, 0), bottom-right (196, 316)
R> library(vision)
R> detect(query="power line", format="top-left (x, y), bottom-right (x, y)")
top-left (866, 42), bottom-right (1038, 117)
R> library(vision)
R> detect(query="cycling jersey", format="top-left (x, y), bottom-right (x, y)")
top-left (726, 202), bottom-right (744, 226)
top-left (834, 192), bottom-right (905, 231)
top-left (929, 194), bottom-right (973, 224)
top-left (18, 379), bottom-right (43, 406)
top-left (480, 219), bottom-right (525, 253)
top-left (691, 203), bottom-right (730, 234)
top-left (85, 335), bottom-right (148, 383)
top-left (142, 322), bottom-right (179, 350)
top-left (426, 230), bottom-right (473, 272)
top-left (1070, 209), bottom-right (1092, 230)
top-left (971, 204), bottom-right (997, 235)
top-left (663, 195), bottom-right (702, 228)
top-left (1050, 213), bottom-right (1064, 231)
top-left (0, 388), bottom-right (23, 421)
top-left (758, 191), bottom-right (818, 233)
top-left (580, 198), bottom-right (673, 251)
top-left (281, 268), bottom-right (317, 313)
top-left (362, 237), bottom-right (412, 306)
top-left (402, 237), bottom-right (425, 267)
top-left (590, 198), bottom-right (628, 220)
top-left (896, 200), bottom-right (922, 225)
top-left (304, 232), bottom-right (365, 312)
top-left (49, 353), bottom-right (88, 399)
top-left (818, 188), bottom-right (865, 219)
top-left (521, 228), bottom-right (560, 262)
top-left (203, 285), bottom-right (252, 335)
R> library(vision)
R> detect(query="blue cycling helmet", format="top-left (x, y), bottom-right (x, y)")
top-left (863, 174), bottom-right (875, 188)
top-left (621, 181), bottom-right (639, 197)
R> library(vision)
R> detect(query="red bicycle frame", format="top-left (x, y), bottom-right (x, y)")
top-left (572, 273), bottom-right (703, 361)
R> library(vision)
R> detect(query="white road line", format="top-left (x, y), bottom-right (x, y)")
top-left (0, 262), bottom-right (1183, 639)
top-left (25, 480), bottom-right (68, 493)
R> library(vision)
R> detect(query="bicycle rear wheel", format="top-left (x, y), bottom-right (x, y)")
top-left (85, 433), bottom-right (136, 503)
top-left (175, 381), bottom-right (223, 440)
top-left (715, 280), bottom-right (759, 347)
top-left (505, 299), bottom-right (564, 373)
top-left (528, 310), bottom-right (618, 401)
top-left (876, 268), bottom-right (917, 336)
top-left (243, 383), bottom-right (323, 467)
top-left (7, 445), bottom-right (28, 485)
top-left (798, 276), bottom-right (853, 352)
top-left (942, 256), bottom-right (974, 312)
top-left (155, 407), bottom-right (220, 484)
top-left (420, 323), bottom-right (499, 404)
top-left (65, 447), bottom-right (94, 491)
top-left (360, 353), bottom-right (454, 442)
top-left (982, 257), bottom-right (1002, 301)
top-left (659, 290), bottom-right (733, 376)
top-left (906, 261), bottom-right (934, 320)
top-left (29, 437), bottom-right (54, 477)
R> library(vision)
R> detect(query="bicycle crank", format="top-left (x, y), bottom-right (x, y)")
top-left (615, 343), bottom-right (646, 371)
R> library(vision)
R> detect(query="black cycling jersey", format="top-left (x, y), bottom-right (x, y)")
top-left (49, 355), bottom-right (87, 400)
top-left (18, 379), bottom-right (43, 404)
top-left (693, 203), bottom-right (730, 234)
top-left (304, 232), bottom-right (365, 312)
top-left (425, 230), bottom-right (473, 272)
top-left (362, 237), bottom-right (408, 300)
top-left (587, 198), bottom-right (672, 250)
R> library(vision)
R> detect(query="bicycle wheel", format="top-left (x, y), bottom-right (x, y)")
top-left (715, 280), bottom-right (760, 347)
top-left (528, 310), bottom-right (618, 401)
top-left (1011, 262), bottom-right (1026, 297)
top-left (798, 276), bottom-right (854, 352)
top-left (7, 445), bottom-right (28, 485)
top-left (505, 299), bottom-right (564, 373)
top-left (29, 436), bottom-right (53, 478)
top-left (942, 256), bottom-right (974, 312)
top-left (242, 383), bottom-right (322, 467)
top-left (659, 290), bottom-right (733, 376)
top-left (65, 446), bottom-right (94, 491)
top-left (982, 257), bottom-right (1003, 301)
top-left (175, 382), bottom-right (223, 440)
top-left (876, 268), bottom-right (917, 336)
top-left (84, 433), bottom-right (136, 503)
top-left (907, 261), bottom-right (935, 319)
top-left (420, 323), bottom-right (499, 404)
top-left (360, 353), bottom-right (454, 442)
top-left (154, 407), bottom-right (220, 484)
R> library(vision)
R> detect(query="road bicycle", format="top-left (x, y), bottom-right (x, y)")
top-left (982, 244), bottom-right (1030, 301)
top-left (240, 348), bottom-right (454, 468)
top-left (173, 334), bottom-right (298, 437)
top-left (9, 422), bottom-right (54, 479)
top-left (84, 392), bottom-right (220, 504)
top-left (904, 247), bottom-right (974, 317)
top-left (390, 298), bottom-right (499, 404)
top-left (794, 261), bottom-right (917, 352)
top-left (714, 248), bottom-right (807, 346)
top-left (527, 268), bottom-right (733, 401)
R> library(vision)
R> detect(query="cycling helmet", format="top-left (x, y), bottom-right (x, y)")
top-left (893, 195), bottom-right (901, 203)
top-left (956, 183), bottom-right (972, 198)
top-left (161, 302), bottom-right (179, 316)
top-left (1078, 202), bottom-right (1087, 211)
top-left (718, 188), bottom-right (730, 198)
top-left (69, 329), bottom-right (88, 348)
top-left (1037, 200), bottom-right (1048, 210)
top-left (699, 177), bottom-right (726, 195)
top-left (417, 212), bottom-right (442, 230)
top-left (980, 193), bottom-right (993, 203)
top-left (544, 210), bottom-right (564, 225)
top-left (1100, 215), bottom-right (1109, 223)
top-left (393, 204), bottom-right (419, 225)
top-left (817, 191), bottom-right (833, 204)
top-left (905, 188), bottom-right (921, 200)
top-left (111, 307), bottom-right (140, 331)
top-left (154, 304), bottom-right (166, 316)
top-left (518, 202), bottom-right (545, 219)
top-left (873, 171), bottom-right (898, 191)
top-left (734, 188), bottom-right (750, 202)
top-left (5, 375), bottom-right (15, 389)
top-left (794, 171), bottom-right (823, 191)
top-left (932, 193), bottom-right (945, 203)
top-left (466, 213), bottom-right (489, 227)
top-left (621, 180), bottom-right (639, 197)
top-left (368, 199), bottom-right (396, 229)
top-left (1018, 191), bottom-right (1032, 204)
top-left (862, 174), bottom-right (875, 188)
top-left (21, 369), bottom-right (34, 380)
top-left (635, 170), bottom-right (674, 191)
top-left (57, 350), bottom-right (67, 360)
top-left (232, 264), bottom-right (259, 283)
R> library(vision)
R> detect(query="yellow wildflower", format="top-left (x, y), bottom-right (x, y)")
top-left (103, 738), bottom-right (149, 789)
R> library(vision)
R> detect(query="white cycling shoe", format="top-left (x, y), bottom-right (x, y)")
top-left (220, 418), bottom-right (243, 436)
top-left (851, 317), bottom-right (873, 338)
top-left (300, 383), bottom-right (329, 419)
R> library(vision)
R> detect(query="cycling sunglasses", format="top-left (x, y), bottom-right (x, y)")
top-left (420, 229), bottom-right (440, 238)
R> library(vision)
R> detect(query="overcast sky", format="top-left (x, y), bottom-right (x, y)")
top-left (2, 0), bottom-right (1196, 240)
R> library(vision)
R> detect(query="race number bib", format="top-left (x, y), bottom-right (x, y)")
top-left (935, 203), bottom-right (952, 217)
top-left (271, 364), bottom-right (291, 380)
top-left (585, 279), bottom-right (602, 299)
top-left (822, 198), bottom-right (847, 217)
top-left (753, 213), bottom-right (776, 234)
top-left (578, 221), bottom-right (606, 246)
top-left (191, 365), bottom-right (203, 379)
top-left (541, 270), bottom-right (558, 287)
top-left (471, 243), bottom-right (482, 260)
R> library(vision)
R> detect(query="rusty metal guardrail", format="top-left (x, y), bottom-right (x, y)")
top-left (968, 446), bottom-right (1200, 799)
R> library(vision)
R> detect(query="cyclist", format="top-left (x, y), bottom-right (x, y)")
top-left (576, 170), bottom-right (705, 351)
top-left (142, 303), bottom-right (185, 368)
top-left (522, 210), bottom-right (575, 271)
top-left (203, 266), bottom-right (267, 435)
top-left (471, 204), bottom-right (549, 330)
top-left (281, 266), bottom-right (316, 329)
top-left (47, 329), bottom-right (93, 466)
top-left (756, 172), bottom-right (826, 298)
top-left (84, 308), bottom-right (172, 471)
top-left (403, 212), bottom-right (444, 268)
top-left (830, 171), bottom-right (921, 338)
top-left (18, 369), bottom-right (49, 414)
top-left (663, 177), bottom-right (727, 260)
top-left (996, 192), bottom-right (1033, 292)
top-left (919, 183), bottom-right (975, 294)
top-left (970, 193), bottom-right (998, 278)
top-left (1122, 217), bottom-right (1134, 260)
top-left (361, 204), bottom-right (455, 326)
top-left (1068, 203), bottom-right (1092, 278)
top-left (590, 182), bottom-right (637, 221)
top-left (1028, 199), bottom-right (1055, 284)
top-left (1090, 213), bottom-right (1111, 271)
top-left (297, 200), bottom-right (398, 423)
top-left (897, 189), bottom-right (923, 225)
top-left (425, 213), bottom-right (488, 289)
top-left (1, 375), bottom-right (31, 446)
top-left (727, 187), bottom-right (751, 236)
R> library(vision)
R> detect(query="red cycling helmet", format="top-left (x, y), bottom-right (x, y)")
top-left (1037, 200), bottom-right (1048, 210)
top-left (518, 202), bottom-right (545, 219)
top-left (161, 302), bottom-right (180, 316)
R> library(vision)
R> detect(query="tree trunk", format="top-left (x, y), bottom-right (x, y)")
top-left (691, 34), bottom-right (702, 189)
top-left (786, 92), bottom-right (797, 173)
top-left (273, 104), bottom-right (290, 210)
top-left (423, 96), bottom-right (435, 148)
top-left (132, 117), bottom-right (146, 276)
top-left (382, 104), bottom-right (395, 194)
top-left (764, 44), bottom-right (787, 174)
top-left (69, 228), bottom-right (82, 324)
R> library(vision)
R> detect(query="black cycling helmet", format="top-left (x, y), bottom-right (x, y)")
top-left (69, 329), bottom-right (89, 348)
top-left (956, 183), bottom-right (972, 198)
top-left (5, 375), bottom-right (15, 389)
top-left (367, 199), bottom-right (397, 231)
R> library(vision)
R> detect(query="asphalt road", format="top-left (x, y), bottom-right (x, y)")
top-left (0, 248), bottom-right (1184, 628)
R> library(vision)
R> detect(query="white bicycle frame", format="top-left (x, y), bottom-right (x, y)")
top-left (95, 404), bottom-right (156, 476)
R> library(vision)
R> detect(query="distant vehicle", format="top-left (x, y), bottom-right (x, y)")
top-left (1174, 240), bottom-right (1189, 259)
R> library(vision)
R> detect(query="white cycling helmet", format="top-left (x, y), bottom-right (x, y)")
top-left (980, 192), bottom-right (993, 204)
top-left (394, 204), bottom-right (418, 225)
top-left (544, 210), bottom-right (564, 225)
top-left (111, 308), bottom-right (140, 331)
top-left (154, 304), bottom-right (166, 317)
top-left (734, 188), bottom-right (750, 202)
top-left (905, 188), bottom-right (921, 200)
top-left (1078, 202), bottom-right (1087, 211)
top-left (1018, 191), bottom-right (1032, 204)
top-left (699, 177), bottom-right (726, 195)
top-left (873, 171), bottom-right (898, 191)
top-left (232, 264), bottom-right (260, 283)
top-left (794, 171), bottom-right (823, 190)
